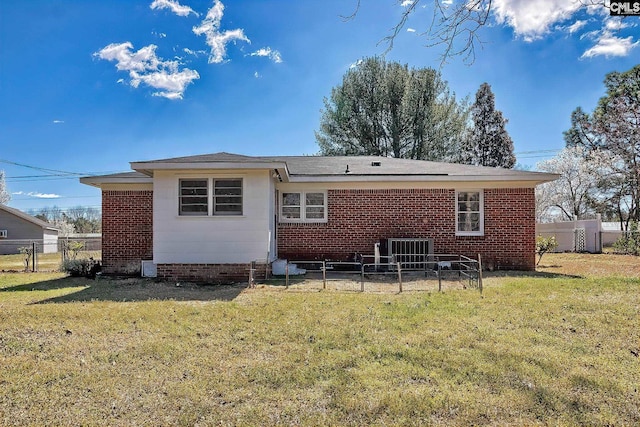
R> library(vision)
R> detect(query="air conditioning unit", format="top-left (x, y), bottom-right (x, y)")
top-left (0, 230), bottom-right (7, 238)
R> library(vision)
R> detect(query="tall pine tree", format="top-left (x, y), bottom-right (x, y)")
top-left (461, 82), bottom-right (515, 168)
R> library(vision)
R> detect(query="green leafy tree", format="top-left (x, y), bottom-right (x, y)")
top-left (564, 64), bottom-right (640, 228)
top-left (460, 82), bottom-right (515, 168)
top-left (316, 56), bottom-right (469, 161)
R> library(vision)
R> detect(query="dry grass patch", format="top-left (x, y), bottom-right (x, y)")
top-left (537, 252), bottom-right (640, 278)
top-left (0, 254), bottom-right (639, 426)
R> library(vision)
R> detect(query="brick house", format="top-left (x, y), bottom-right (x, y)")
top-left (81, 152), bottom-right (557, 282)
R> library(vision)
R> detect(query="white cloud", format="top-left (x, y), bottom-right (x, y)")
top-left (95, 42), bottom-right (200, 99)
top-left (13, 191), bottom-right (61, 199)
top-left (567, 19), bottom-right (587, 34)
top-left (249, 47), bottom-right (282, 63)
top-left (489, 0), bottom-right (639, 60)
top-left (492, 0), bottom-right (581, 41)
top-left (192, 0), bottom-right (250, 64)
top-left (183, 47), bottom-right (206, 57)
top-left (400, 0), bottom-right (413, 6)
top-left (254, 71), bottom-right (260, 78)
top-left (407, 27), bottom-right (416, 33)
top-left (582, 33), bottom-right (640, 58)
top-left (150, 0), bottom-right (198, 17)
top-left (52, 120), bottom-right (64, 124)
top-left (604, 17), bottom-right (633, 31)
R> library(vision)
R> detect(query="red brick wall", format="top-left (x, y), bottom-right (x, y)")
top-left (157, 263), bottom-right (267, 284)
top-left (102, 190), bottom-right (153, 274)
top-left (277, 188), bottom-right (536, 270)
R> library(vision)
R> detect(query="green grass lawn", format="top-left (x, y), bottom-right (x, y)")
top-left (0, 254), bottom-right (639, 426)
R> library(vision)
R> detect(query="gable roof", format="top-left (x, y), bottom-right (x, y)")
top-left (127, 152), bottom-right (558, 184)
top-left (0, 204), bottom-right (59, 231)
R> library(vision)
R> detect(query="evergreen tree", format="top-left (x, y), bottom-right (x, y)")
top-left (461, 82), bottom-right (515, 168)
top-left (316, 56), bottom-right (469, 161)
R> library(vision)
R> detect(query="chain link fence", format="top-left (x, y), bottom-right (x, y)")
top-left (0, 237), bottom-right (101, 272)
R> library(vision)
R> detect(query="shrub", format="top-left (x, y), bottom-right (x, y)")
top-left (61, 258), bottom-right (101, 278)
top-left (536, 235), bottom-right (558, 266)
top-left (613, 221), bottom-right (640, 255)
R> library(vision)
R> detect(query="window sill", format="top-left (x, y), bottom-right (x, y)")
top-left (177, 215), bottom-right (246, 219)
top-left (455, 233), bottom-right (485, 238)
top-left (279, 220), bottom-right (328, 225)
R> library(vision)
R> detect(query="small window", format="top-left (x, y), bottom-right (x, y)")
top-left (456, 191), bottom-right (484, 236)
top-left (180, 179), bottom-right (208, 216)
top-left (214, 179), bottom-right (243, 215)
top-left (0, 230), bottom-right (7, 238)
top-left (280, 191), bottom-right (327, 222)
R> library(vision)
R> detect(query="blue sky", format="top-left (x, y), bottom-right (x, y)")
top-left (1, 0), bottom-right (639, 213)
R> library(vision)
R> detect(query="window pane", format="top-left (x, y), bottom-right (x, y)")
top-left (283, 193), bottom-right (300, 206)
top-left (306, 206), bottom-right (325, 219)
top-left (282, 206), bottom-right (301, 219)
top-left (458, 201), bottom-right (480, 212)
top-left (458, 192), bottom-right (479, 202)
top-left (180, 179), bottom-right (208, 216)
top-left (458, 213), bottom-right (480, 232)
top-left (306, 193), bottom-right (324, 206)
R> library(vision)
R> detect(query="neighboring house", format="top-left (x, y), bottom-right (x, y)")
top-left (80, 152), bottom-right (558, 282)
top-left (0, 204), bottom-right (59, 255)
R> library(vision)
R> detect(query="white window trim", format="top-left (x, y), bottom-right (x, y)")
top-left (455, 190), bottom-right (484, 236)
top-left (0, 230), bottom-right (7, 238)
top-left (178, 177), bottom-right (244, 217)
top-left (279, 190), bottom-right (328, 223)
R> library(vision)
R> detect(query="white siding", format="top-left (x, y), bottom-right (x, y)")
top-left (153, 170), bottom-right (273, 264)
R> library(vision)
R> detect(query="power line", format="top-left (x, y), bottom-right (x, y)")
top-left (0, 158), bottom-right (127, 181)
top-left (0, 158), bottom-right (87, 175)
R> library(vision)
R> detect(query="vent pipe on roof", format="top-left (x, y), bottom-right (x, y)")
top-left (345, 164), bottom-right (350, 173)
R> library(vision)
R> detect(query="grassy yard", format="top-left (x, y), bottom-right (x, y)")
top-left (0, 253), bottom-right (638, 426)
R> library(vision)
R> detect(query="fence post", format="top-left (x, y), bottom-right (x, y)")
top-left (397, 262), bottom-right (402, 293)
top-left (285, 263), bottom-right (289, 289)
top-left (322, 260), bottom-right (326, 290)
top-left (437, 261), bottom-right (442, 292)
top-left (32, 242), bottom-right (37, 272)
top-left (360, 264), bottom-right (365, 292)
top-left (478, 253), bottom-right (483, 295)
top-left (248, 261), bottom-right (255, 288)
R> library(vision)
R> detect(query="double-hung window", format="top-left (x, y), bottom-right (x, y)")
top-left (456, 190), bottom-right (484, 236)
top-left (179, 178), bottom-right (243, 216)
top-left (281, 191), bottom-right (327, 222)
